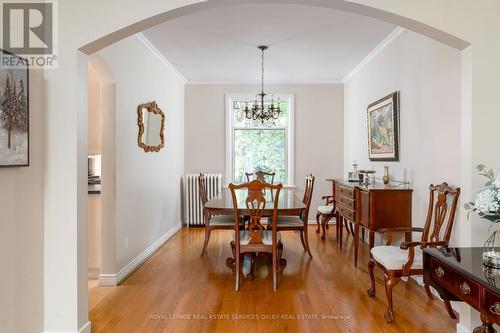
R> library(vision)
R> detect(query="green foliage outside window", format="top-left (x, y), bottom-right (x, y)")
top-left (233, 100), bottom-right (288, 183)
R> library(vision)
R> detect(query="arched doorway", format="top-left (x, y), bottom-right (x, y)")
top-left (43, 1), bottom-right (476, 332)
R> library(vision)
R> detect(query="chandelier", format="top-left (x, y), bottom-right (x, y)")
top-left (242, 45), bottom-right (282, 123)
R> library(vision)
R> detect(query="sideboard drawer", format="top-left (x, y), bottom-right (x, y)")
top-left (337, 205), bottom-right (354, 221)
top-left (430, 258), bottom-right (480, 308)
top-left (338, 196), bottom-right (354, 209)
top-left (337, 185), bottom-right (354, 199)
top-left (484, 289), bottom-right (500, 324)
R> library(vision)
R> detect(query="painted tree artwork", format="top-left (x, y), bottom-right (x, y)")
top-left (0, 50), bottom-right (29, 166)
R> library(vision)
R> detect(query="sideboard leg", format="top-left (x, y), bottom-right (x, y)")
top-left (473, 314), bottom-right (496, 333)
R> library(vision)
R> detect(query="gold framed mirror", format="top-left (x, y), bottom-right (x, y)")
top-left (137, 101), bottom-right (165, 152)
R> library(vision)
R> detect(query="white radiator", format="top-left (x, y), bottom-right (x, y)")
top-left (183, 173), bottom-right (222, 226)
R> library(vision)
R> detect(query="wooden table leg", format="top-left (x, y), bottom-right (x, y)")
top-left (473, 314), bottom-right (496, 333)
top-left (354, 223), bottom-right (359, 267)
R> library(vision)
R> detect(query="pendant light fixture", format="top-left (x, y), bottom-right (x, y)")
top-left (241, 45), bottom-right (282, 123)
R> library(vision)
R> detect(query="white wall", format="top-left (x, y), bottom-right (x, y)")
top-left (185, 84), bottom-right (344, 219)
top-left (344, 30), bottom-right (461, 238)
top-left (0, 70), bottom-right (44, 333)
top-left (98, 35), bottom-right (185, 273)
top-left (88, 64), bottom-right (102, 155)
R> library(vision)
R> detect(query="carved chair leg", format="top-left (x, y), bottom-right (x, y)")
top-left (424, 284), bottom-right (435, 300)
top-left (367, 257), bottom-right (376, 297)
top-left (344, 220), bottom-right (351, 236)
top-left (384, 275), bottom-right (400, 323)
top-left (247, 253), bottom-right (256, 281)
top-left (273, 244), bottom-right (281, 291)
top-left (303, 226), bottom-right (313, 258)
top-left (349, 222), bottom-right (355, 236)
top-left (201, 227), bottom-right (211, 256)
top-left (321, 218), bottom-right (327, 240)
top-left (235, 247), bottom-right (240, 291)
top-left (300, 231), bottom-right (306, 250)
top-left (316, 213), bottom-right (321, 233)
top-left (278, 241), bottom-right (287, 269)
top-left (443, 300), bottom-right (457, 320)
top-left (226, 240), bottom-right (237, 272)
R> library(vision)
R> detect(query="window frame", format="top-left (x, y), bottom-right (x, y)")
top-left (225, 93), bottom-right (295, 186)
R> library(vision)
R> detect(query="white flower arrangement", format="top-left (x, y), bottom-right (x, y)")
top-left (465, 165), bottom-right (500, 223)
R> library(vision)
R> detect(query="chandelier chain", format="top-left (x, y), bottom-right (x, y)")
top-left (261, 47), bottom-right (264, 93)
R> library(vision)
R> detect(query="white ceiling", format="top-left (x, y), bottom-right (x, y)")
top-left (143, 4), bottom-right (396, 84)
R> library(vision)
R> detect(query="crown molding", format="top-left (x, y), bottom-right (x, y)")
top-left (186, 80), bottom-right (343, 85)
top-left (342, 27), bottom-right (405, 84)
top-left (136, 33), bottom-right (188, 84)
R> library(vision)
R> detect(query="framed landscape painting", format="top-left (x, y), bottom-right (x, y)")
top-left (367, 91), bottom-right (399, 161)
top-left (0, 50), bottom-right (29, 167)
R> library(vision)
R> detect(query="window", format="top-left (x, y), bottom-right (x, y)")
top-left (226, 94), bottom-right (294, 186)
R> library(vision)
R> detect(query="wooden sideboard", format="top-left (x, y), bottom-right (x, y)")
top-left (424, 248), bottom-right (500, 333)
top-left (334, 180), bottom-right (413, 266)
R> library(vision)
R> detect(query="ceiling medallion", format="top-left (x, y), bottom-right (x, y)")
top-left (242, 45), bottom-right (282, 124)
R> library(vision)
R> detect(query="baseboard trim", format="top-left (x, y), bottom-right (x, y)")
top-left (98, 273), bottom-right (117, 286)
top-left (43, 321), bottom-right (91, 333)
top-left (98, 222), bottom-right (182, 286)
top-left (79, 321), bottom-right (91, 333)
top-left (457, 323), bottom-right (471, 333)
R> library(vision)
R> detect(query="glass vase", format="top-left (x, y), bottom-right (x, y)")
top-left (483, 225), bottom-right (500, 268)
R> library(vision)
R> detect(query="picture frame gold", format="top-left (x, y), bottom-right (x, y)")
top-left (137, 101), bottom-right (165, 153)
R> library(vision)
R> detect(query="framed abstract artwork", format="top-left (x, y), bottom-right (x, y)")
top-left (0, 50), bottom-right (29, 167)
top-left (367, 91), bottom-right (399, 161)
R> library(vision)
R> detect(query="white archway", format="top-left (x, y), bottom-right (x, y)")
top-left (43, 1), bottom-right (482, 332)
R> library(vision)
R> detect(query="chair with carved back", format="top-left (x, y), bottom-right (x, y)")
top-left (245, 171), bottom-right (276, 184)
top-left (272, 174), bottom-right (315, 258)
top-left (316, 179), bottom-right (337, 240)
top-left (367, 183), bottom-right (460, 323)
top-left (228, 180), bottom-right (284, 291)
top-left (199, 173), bottom-right (242, 256)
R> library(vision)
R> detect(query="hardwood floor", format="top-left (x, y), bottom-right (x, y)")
top-left (89, 226), bottom-right (457, 332)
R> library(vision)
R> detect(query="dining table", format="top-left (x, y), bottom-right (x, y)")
top-left (204, 187), bottom-right (306, 217)
top-left (204, 187), bottom-right (306, 280)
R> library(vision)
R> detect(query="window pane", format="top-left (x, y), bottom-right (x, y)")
top-left (233, 100), bottom-right (288, 128)
top-left (234, 129), bottom-right (286, 183)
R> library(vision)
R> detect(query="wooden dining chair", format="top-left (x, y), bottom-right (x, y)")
top-left (199, 173), bottom-right (242, 256)
top-left (245, 171), bottom-right (275, 184)
top-left (228, 180), bottom-right (284, 291)
top-left (273, 174), bottom-right (315, 258)
top-left (367, 183), bottom-right (460, 323)
top-left (316, 193), bottom-right (336, 241)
